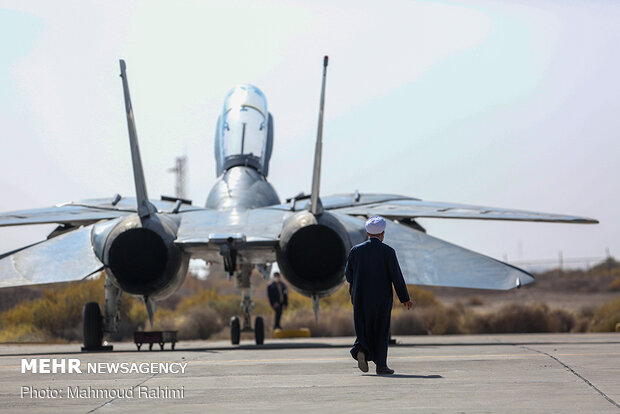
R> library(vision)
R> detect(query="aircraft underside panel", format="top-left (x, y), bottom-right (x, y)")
top-left (383, 220), bottom-right (534, 290)
top-left (183, 244), bottom-right (278, 265)
top-left (0, 224), bottom-right (103, 288)
top-left (175, 208), bottom-right (290, 244)
top-left (174, 208), bottom-right (289, 264)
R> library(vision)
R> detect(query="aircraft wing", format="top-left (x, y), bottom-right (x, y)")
top-left (175, 205), bottom-right (533, 290)
top-left (0, 224), bottom-right (103, 288)
top-left (0, 190), bottom-right (592, 290)
top-left (384, 220), bottom-right (533, 289)
top-left (308, 193), bottom-right (598, 223)
top-left (0, 197), bottom-right (202, 227)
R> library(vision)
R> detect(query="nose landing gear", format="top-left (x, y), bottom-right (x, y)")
top-left (229, 314), bottom-right (265, 346)
top-left (228, 264), bottom-right (265, 345)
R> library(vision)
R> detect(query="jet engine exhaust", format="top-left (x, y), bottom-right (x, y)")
top-left (103, 215), bottom-right (188, 299)
top-left (276, 211), bottom-right (351, 296)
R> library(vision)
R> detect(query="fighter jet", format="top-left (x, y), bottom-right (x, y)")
top-left (0, 57), bottom-right (597, 348)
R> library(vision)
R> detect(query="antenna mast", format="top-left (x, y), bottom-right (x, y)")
top-left (168, 156), bottom-right (187, 199)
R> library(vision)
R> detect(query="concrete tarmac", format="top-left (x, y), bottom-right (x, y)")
top-left (0, 333), bottom-right (619, 413)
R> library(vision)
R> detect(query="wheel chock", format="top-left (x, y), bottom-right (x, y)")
top-left (81, 345), bottom-right (113, 352)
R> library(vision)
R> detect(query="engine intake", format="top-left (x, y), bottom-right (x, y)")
top-left (276, 211), bottom-right (352, 296)
top-left (103, 214), bottom-right (188, 299)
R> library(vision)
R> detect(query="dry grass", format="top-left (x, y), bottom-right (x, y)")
top-left (588, 298), bottom-right (620, 332)
top-left (391, 310), bottom-right (429, 335)
top-left (0, 324), bottom-right (51, 343)
top-left (408, 286), bottom-right (439, 307)
top-left (0, 275), bottom-right (104, 342)
top-left (281, 307), bottom-right (354, 337)
top-left (2, 259), bottom-right (620, 342)
top-left (391, 303), bottom-right (464, 335)
top-left (1, 273), bottom-right (155, 342)
top-left (465, 303), bottom-right (575, 334)
top-left (159, 306), bottom-right (224, 340)
top-left (391, 301), bottom-right (579, 335)
top-left (607, 277), bottom-right (620, 292)
top-left (467, 296), bottom-right (484, 306)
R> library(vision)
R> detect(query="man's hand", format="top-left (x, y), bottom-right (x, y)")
top-left (274, 303), bottom-right (280, 309)
top-left (402, 300), bottom-right (414, 310)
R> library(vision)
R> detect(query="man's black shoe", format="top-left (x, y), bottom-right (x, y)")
top-left (357, 350), bottom-right (369, 373)
top-left (376, 366), bottom-right (394, 375)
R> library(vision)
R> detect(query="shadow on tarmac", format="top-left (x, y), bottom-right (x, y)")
top-left (2, 337), bottom-right (619, 357)
top-left (362, 374), bottom-right (443, 379)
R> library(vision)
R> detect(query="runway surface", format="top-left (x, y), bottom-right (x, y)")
top-left (0, 333), bottom-right (619, 413)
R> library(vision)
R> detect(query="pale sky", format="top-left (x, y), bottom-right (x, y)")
top-left (0, 0), bottom-right (618, 267)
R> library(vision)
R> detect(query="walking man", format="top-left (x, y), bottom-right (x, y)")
top-left (345, 216), bottom-right (414, 375)
top-left (267, 272), bottom-right (288, 329)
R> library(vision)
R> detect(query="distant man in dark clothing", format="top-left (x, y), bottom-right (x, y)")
top-left (267, 272), bottom-right (288, 329)
top-left (345, 216), bottom-right (414, 375)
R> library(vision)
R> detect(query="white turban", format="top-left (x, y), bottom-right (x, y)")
top-left (365, 216), bottom-right (386, 235)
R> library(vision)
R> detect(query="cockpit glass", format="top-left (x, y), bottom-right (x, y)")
top-left (219, 85), bottom-right (268, 172)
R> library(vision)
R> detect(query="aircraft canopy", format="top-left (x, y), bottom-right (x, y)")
top-left (218, 84), bottom-right (269, 174)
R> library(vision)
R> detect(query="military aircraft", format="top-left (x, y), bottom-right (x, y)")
top-left (0, 57), bottom-right (597, 348)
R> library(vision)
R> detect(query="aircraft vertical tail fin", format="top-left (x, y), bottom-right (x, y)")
top-left (309, 56), bottom-right (329, 215)
top-left (119, 60), bottom-right (157, 218)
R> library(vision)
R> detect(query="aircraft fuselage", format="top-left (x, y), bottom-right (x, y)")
top-left (206, 166), bottom-right (279, 211)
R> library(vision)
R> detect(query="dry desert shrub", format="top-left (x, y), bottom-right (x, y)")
top-left (0, 274), bottom-right (149, 342)
top-left (6, 263), bottom-right (620, 342)
top-left (407, 286), bottom-right (439, 307)
top-left (464, 303), bottom-right (574, 333)
top-left (589, 298), bottom-right (620, 332)
top-left (0, 276), bottom-right (106, 342)
top-left (171, 305), bottom-right (224, 340)
top-left (467, 296), bottom-right (484, 306)
top-left (281, 307), bottom-right (354, 337)
top-left (320, 285), bottom-right (354, 308)
top-left (390, 309), bottom-right (428, 335)
top-left (607, 277), bottom-right (620, 292)
top-left (547, 308), bottom-right (576, 332)
top-left (572, 306), bottom-right (595, 332)
top-left (391, 304), bottom-right (465, 335)
top-left (0, 324), bottom-right (50, 343)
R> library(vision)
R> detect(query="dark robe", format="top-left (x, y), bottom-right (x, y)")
top-left (345, 237), bottom-right (410, 368)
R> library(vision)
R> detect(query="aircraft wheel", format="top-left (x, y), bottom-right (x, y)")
top-left (83, 302), bottom-right (103, 349)
top-left (230, 316), bottom-right (240, 345)
top-left (254, 316), bottom-right (264, 345)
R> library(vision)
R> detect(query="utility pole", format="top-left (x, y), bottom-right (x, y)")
top-left (167, 156), bottom-right (187, 199)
